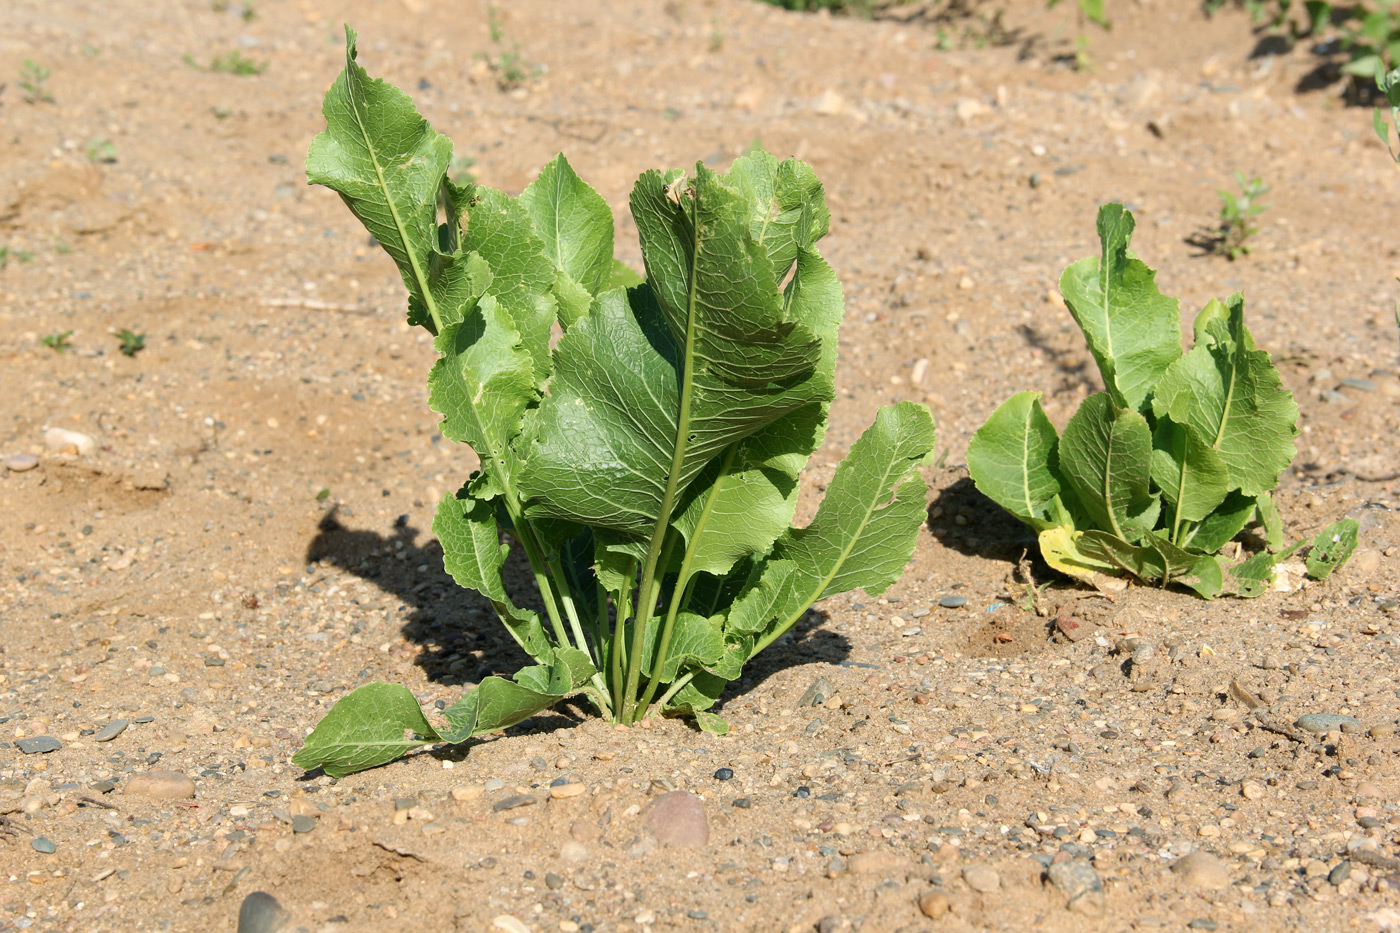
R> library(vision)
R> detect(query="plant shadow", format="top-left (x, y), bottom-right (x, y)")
top-left (926, 473), bottom-right (1039, 567)
top-left (305, 507), bottom-right (852, 718)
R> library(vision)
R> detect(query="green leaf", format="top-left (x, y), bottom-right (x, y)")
top-left (1057, 393), bottom-right (1159, 542)
top-left (438, 647), bottom-right (594, 743)
top-left (693, 710), bottom-right (730, 735)
top-left (1181, 490), bottom-right (1258, 553)
top-left (1058, 203), bottom-right (1182, 413)
top-left (1229, 550), bottom-right (1278, 598)
top-left (609, 259), bottom-right (644, 289)
top-left (306, 27), bottom-right (455, 333)
top-left (966, 391), bottom-right (1064, 531)
top-left (722, 149), bottom-right (830, 275)
top-left (1255, 493), bottom-right (1284, 551)
top-left (731, 402), bottom-right (935, 649)
top-left (433, 488), bottom-right (551, 660)
top-left (519, 154), bottom-right (615, 298)
top-left (1036, 525), bottom-right (1120, 583)
top-left (292, 682), bottom-right (440, 778)
top-left (1306, 519), bottom-right (1358, 581)
top-left (662, 669), bottom-right (729, 713)
top-left (642, 612), bottom-right (724, 682)
top-left (1151, 418), bottom-right (1230, 527)
top-left (1151, 294), bottom-right (1298, 497)
top-left (1077, 530), bottom-right (1167, 583)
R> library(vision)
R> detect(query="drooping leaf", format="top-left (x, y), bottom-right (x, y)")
top-left (966, 391), bottom-right (1065, 531)
top-left (1179, 490), bottom-right (1258, 554)
top-left (1151, 294), bottom-right (1298, 497)
top-left (1077, 530), bottom-right (1167, 583)
top-left (662, 669), bottom-right (729, 714)
top-left (434, 489), bottom-right (551, 661)
top-left (729, 402), bottom-right (935, 647)
top-left (1229, 550), bottom-right (1279, 598)
top-left (292, 682), bottom-right (440, 779)
top-left (1037, 525), bottom-right (1120, 583)
top-left (438, 647), bottom-right (594, 743)
top-left (1306, 519), bottom-right (1358, 581)
top-left (1058, 203), bottom-right (1182, 413)
top-left (1057, 392), bottom-right (1159, 542)
top-left (693, 711), bottom-right (730, 735)
top-left (519, 154), bottom-right (615, 299)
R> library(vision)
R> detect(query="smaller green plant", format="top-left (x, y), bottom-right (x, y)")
top-left (86, 138), bottom-right (118, 164)
top-left (0, 245), bottom-right (35, 269)
top-left (40, 331), bottom-right (73, 352)
top-left (53, 238), bottom-right (72, 255)
top-left (479, 3), bottom-right (540, 90)
top-left (968, 204), bottom-right (1356, 598)
top-left (1214, 171), bottom-right (1270, 260)
top-left (1375, 65), bottom-right (1400, 163)
top-left (19, 60), bottom-right (53, 103)
top-left (212, 0), bottom-right (257, 21)
top-left (1048, 0), bottom-right (1109, 69)
top-left (115, 329), bottom-right (146, 357)
top-left (185, 51), bottom-right (266, 75)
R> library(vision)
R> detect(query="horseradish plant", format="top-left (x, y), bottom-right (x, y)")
top-left (968, 204), bottom-right (1356, 598)
top-left (292, 30), bottom-right (935, 777)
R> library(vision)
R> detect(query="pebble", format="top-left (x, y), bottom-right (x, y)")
top-left (1357, 781), bottom-right (1384, 799)
top-left (291, 814), bottom-right (316, 834)
top-left (450, 784), bottom-right (484, 801)
top-left (963, 864), bottom-right (1000, 893)
top-left (236, 891), bottom-right (289, 933)
top-left (714, 767), bottom-right (734, 781)
top-left (1046, 861), bottom-right (1105, 916)
top-left (492, 794), bottom-right (538, 812)
top-left (549, 783), bottom-right (585, 799)
top-left (492, 915), bottom-right (530, 933)
top-left (123, 770), bottom-right (196, 800)
top-left (32, 837), bottom-right (57, 854)
top-left (559, 840), bottom-right (589, 862)
top-left (1294, 713), bottom-right (1362, 733)
top-left (797, 677), bottom-right (836, 708)
top-left (3, 454), bottom-right (39, 472)
top-left (16, 736), bottom-right (62, 754)
top-left (644, 790), bottom-right (710, 847)
top-left (1170, 850), bottom-right (1231, 889)
top-left (483, 778), bottom-right (506, 792)
top-left (1340, 377), bottom-right (1378, 391)
top-left (44, 427), bottom-right (96, 456)
top-left (939, 595), bottom-right (968, 609)
top-left (846, 850), bottom-right (908, 877)
top-left (94, 719), bottom-right (129, 742)
top-left (918, 891), bottom-right (950, 918)
top-left (1329, 860), bottom-right (1352, 885)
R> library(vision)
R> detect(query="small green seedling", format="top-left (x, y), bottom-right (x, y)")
top-left (0, 246), bottom-right (35, 269)
top-left (968, 204), bottom-right (1357, 598)
top-left (478, 4), bottom-right (540, 90)
top-left (40, 331), bottom-right (73, 352)
top-left (291, 29), bottom-right (936, 777)
top-left (1215, 171), bottom-right (1270, 260)
top-left (1048, 0), bottom-right (1110, 70)
top-left (1375, 65), bottom-right (1400, 165)
top-left (185, 51), bottom-right (266, 75)
top-left (19, 60), bottom-right (52, 103)
top-left (86, 138), bottom-right (117, 164)
top-left (115, 329), bottom-right (145, 357)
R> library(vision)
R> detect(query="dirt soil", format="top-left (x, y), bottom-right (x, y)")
top-left (4, 1), bottom-right (1400, 931)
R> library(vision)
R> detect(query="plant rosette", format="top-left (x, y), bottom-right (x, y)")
top-left (291, 28), bottom-right (936, 778)
top-left (967, 203), bottom-right (1357, 599)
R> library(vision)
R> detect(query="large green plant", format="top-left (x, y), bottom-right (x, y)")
top-left (291, 30), bottom-right (936, 777)
top-left (968, 204), bottom-right (1356, 598)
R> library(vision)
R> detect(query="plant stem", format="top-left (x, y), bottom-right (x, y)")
top-left (653, 670), bottom-right (696, 712)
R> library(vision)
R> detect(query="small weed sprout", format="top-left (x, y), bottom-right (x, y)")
top-left (1375, 66), bottom-right (1400, 165)
top-left (19, 60), bottom-right (52, 103)
top-left (115, 329), bottom-right (146, 357)
top-left (1047, 0), bottom-right (1110, 70)
top-left (86, 138), bottom-right (118, 163)
top-left (1216, 171), bottom-right (1270, 260)
top-left (185, 51), bottom-right (266, 75)
top-left (0, 246), bottom-right (35, 269)
top-left (478, 4), bottom-right (541, 91)
top-left (40, 331), bottom-right (73, 352)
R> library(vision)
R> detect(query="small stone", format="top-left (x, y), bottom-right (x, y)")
top-left (1340, 377), bottom-right (1379, 392)
top-left (450, 784), bottom-right (484, 801)
top-left (95, 719), bottom-right (129, 742)
top-left (559, 840), bottom-right (589, 862)
top-left (1294, 713), bottom-right (1363, 734)
top-left (32, 837), bottom-right (57, 855)
top-left (17, 736), bottom-right (62, 754)
top-left (491, 794), bottom-right (538, 813)
top-left (123, 770), bottom-right (195, 800)
top-left (1329, 860), bottom-right (1352, 885)
top-left (797, 677), bottom-right (836, 708)
top-left (236, 892), bottom-right (290, 933)
top-left (963, 864), bottom-right (1000, 893)
top-left (1241, 781), bottom-right (1266, 800)
top-left (814, 89), bottom-right (845, 116)
top-left (815, 915), bottom-right (851, 933)
top-left (918, 891), bottom-right (950, 918)
top-left (1047, 861), bottom-right (1105, 916)
top-left (544, 871), bottom-right (565, 890)
top-left (645, 790), bottom-right (709, 847)
top-left (1187, 921), bottom-right (1218, 931)
top-left (1171, 850), bottom-right (1231, 889)
top-left (45, 427), bottom-right (97, 456)
top-left (939, 595), bottom-right (967, 609)
top-left (1358, 781), bottom-right (1384, 799)
top-left (550, 783), bottom-right (585, 799)
top-left (483, 778), bottom-right (506, 792)
top-left (714, 767), bottom-right (734, 781)
top-left (491, 916), bottom-right (530, 933)
top-left (291, 814), bottom-right (316, 834)
top-left (3, 454), bottom-right (39, 472)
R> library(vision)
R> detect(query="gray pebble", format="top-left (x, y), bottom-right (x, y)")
top-left (17, 736), bottom-right (62, 754)
top-left (1047, 860), bottom-right (1105, 916)
top-left (3, 454), bottom-right (39, 472)
top-left (1294, 713), bottom-right (1362, 733)
top-left (797, 677), bottom-right (836, 708)
top-left (1340, 377), bottom-right (1378, 392)
top-left (1329, 860), bottom-right (1352, 885)
top-left (393, 797), bottom-right (417, 811)
top-left (95, 719), bottom-right (129, 742)
top-left (940, 595), bottom-right (968, 609)
top-left (484, 778), bottom-right (506, 792)
top-left (236, 891), bottom-right (290, 933)
top-left (291, 814), bottom-right (316, 834)
top-left (963, 864), bottom-right (1000, 892)
top-left (492, 794), bottom-right (538, 812)
top-left (32, 837), bottom-right (57, 854)
top-left (1187, 921), bottom-right (1218, 931)
top-left (545, 872), bottom-right (564, 890)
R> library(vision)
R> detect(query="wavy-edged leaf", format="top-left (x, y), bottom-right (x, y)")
top-left (1151, 294), bottom-right (1298, 497)
top-left (292, 682), bottom-right (440, 778)
top-left (434, 489), bottom-right (550, 660)
top-left (1306, 519), bottom-right (1358, 581)
top-left (439, 647), bottom-right (594, 743)
top-left (1058, 203), bottom-right (1182, 413)
top-left (1037, 525), bottom-right (1119, 583)
top-left (1151, 418), bottom-right (1230, 528)
top-left (1179, 490), bottom-right (1258, 553)
top-left (967, 391), bottom-right (1064, 531)
top-left (722, 149), bottom-right (831, 275)
top-left (1058, 392), bottom-right (1159, 542)
top-left (519, 154), bottom-right (614, 299)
